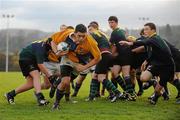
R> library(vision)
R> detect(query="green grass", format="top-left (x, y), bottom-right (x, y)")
top-left (0, 72), bottom-right (179, 120)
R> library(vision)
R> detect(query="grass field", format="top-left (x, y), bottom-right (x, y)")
top-left (0, 72), bottom-right (179, 120)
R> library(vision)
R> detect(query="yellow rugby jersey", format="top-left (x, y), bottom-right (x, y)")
top-left (47, 28), bottom-right (74, 62)
top-left (51, 28), bottom-right (74, 45)
top-left (67, 35), bottom-right (101, 63)
top-left (48, 28), bottom-right (101, 63)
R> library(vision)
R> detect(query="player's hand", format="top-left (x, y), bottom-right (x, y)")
top-left (141, 60), bottom-right (148, 71)
top-left (75, 64), bottom-right (86, 72)
top-left (48, 75), bottom-right (57, 85)
top-left (119, 41), bottom-right (133, 46)
top-left (56, 50), bottom-right (69, 56)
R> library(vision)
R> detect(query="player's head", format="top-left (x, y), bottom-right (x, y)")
top-left (144, 22), bottom-right (156, 37)
top-left (89, 21), bottom-right (99, 29)
top-left (74, 24), bottom-right (87, 43)
top-left (67, 26), bottom-right (74, 30)
top-left (88, 21), bottom-right (99, 33)
top-left (108, 16), bottom-right (118, 30)
top-left (60, 24), bottom-right (67, 31)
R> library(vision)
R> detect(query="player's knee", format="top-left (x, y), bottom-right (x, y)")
top-left (44, 83), bottom-right (51, 89)
top-left (140, 74), bottom-right (148, 82)
top-left (98, 75), bottom-right (106, 82)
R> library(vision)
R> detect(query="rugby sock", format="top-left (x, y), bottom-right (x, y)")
top-left (64, 92), bottom-right (70, 101)
top-left (102, 79), bottom-right (120, 95)
top-left (111, 78), bottom-right (118, 88)
top-left (89, 79), bottom-right (99, 98)
top-left (163, 84), bottom-right (169, 95)
top-left (55, 89), bottom-right (65, 104)
top-left (95, 81), bottom-right (100, 96)
top-left (74, 83), bottom-right (82, 95)
top-left (115, 75), bottom-right (126, 90)
top-left (162, 91), bottom-right (169, 100)
top-left (137, 78), bottom-right (143, 92)
top-left (8, 90), bottom-right (16, 97)
top-left (132, 83), bottom-right (135, 89)
top-left (124, 76), bottom-right (134, 93)
top-left (152, 92), bottom-right (161, 103)
top-left (70, 74), bottom-right (78, 89)
top-left (53, 78), bottom-right (61, 87)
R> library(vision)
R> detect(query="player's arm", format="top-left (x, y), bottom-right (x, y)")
top-left (50, 39), bottom-right (69, 56)
top-left (75, 39), bottom-right (101, 72)
top-left (109, 33), bottom-right (119, 56)
top-left (141, 60), bottom-right (148, 71)
top-left (50, 40), bottom-right (58, 54)
top-left (38, 64), bottom-right (52, 78)
top-left (86, 38), bottom-right (101, 66)
top-left (120, 38), bottom-right (152, 46)
top-left (132, 46), bottom-right (145, 53)
top-left (35, 51), bottom-right (52, 78)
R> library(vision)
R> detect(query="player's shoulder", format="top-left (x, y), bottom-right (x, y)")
top-left (86, 34), bottom-right (98, 45)
top-left (111, 28), bottom-right (125, 37)
top-left (113, 28), bottom-right (124, 33)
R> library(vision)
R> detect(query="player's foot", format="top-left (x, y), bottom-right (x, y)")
top-left (52, 103), bottom-right (60, 110)
top-left (71, 92), bottom-right (77, 97)
top-left (149, 94), bottom-right (159, 105)
top-left (85, 97), bottom-right (96, 102)
top-left (107, 92), bottom-right (115, 100)
top-left (95, 93), bottom-right (101, 98)
top-left (162, 92), bottom-right (169, 101)
top-left (130, 92), bottom-right (137, 101)
top-left (148, 93), bottom-right (155, 100)
top-left (35, 92), bottom-right (49, 106)
top-left (137, 90), bottom-right (143, 96)
top-left (111, 92), bottom-right (125, 103)
top-left (101, 90), bottom-right (105, 96)
top-left (38, 99), bottom-right (50, 106)
top-left (4, 93), bottom-right (15, 105)
top-left (125, 91), bottom-right (137, 101)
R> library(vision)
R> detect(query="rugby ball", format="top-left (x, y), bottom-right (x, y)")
top-left (57, 42), bottom-right (69, 52)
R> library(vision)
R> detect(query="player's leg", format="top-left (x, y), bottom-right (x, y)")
top-left (52, 65), bottom-right (72, 110)
top-left (41, 75), bottom-right (51, 90)
top-left (111, 65), bottom-right (126, 91)
top-left (170, 73), bottom-right (180, 101)
top-left (72, 74), bottom-right (87, 97)
top-left (122, 65), bottom-right (136, 100)
top-left (130, 69), bottom-right (136, 89)
top-left (86, 72), bottom-right (99, 101)
top-left (150, 65), bottom-right (174, 105)
top-left (30, 70), bottom-right (49, 106)
top-left (136, 69), bottom-right (143, 96)
top-left (5, 76), bottom-right (33, 104)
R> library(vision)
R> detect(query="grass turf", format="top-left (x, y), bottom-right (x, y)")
top-left (0, 72), bottom-right (179, 120)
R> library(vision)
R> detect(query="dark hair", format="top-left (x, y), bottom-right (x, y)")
top-left (88, 21), bottom-right (99, 29)
top-left (108, 16), bottom-right (118, 23)
top-left (90, 21), bottom-right (99, 26)
top-left (144, 22), bottom-right (156, 31)
top-left (67, 26), bottom-right (74, 29)
top-left (75, 24), bottom-right (87, 33)
top-left (140, 29), bottom-right (144, 36)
